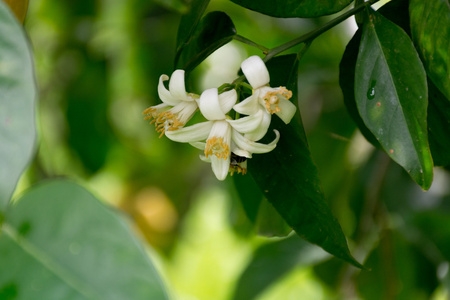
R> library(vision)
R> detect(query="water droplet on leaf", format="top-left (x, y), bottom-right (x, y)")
top-left (367, 80), bottom-right (376, 100)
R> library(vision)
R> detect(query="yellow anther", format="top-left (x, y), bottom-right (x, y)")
top-left (143, 107), bottom-right (183, 138)
top-left (262, 87), bottom-right (292, 114)
top-left (204, 137), bottom-right (229, 160)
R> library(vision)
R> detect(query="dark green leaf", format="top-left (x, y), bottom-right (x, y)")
top-left (357, 230), bottom-right (438, 300)
top-left (355, 9), bottom-right (433, 190)
top-left (232, 174), bottom-right (291, 237)
top-left (409, 0), bottom-right (450, 100)
top-left (232, 235), bottom-right (328, 300)
top-left (249, 55), bottom-right (363, 268)
top-left (342, 1), bottom-right (450, 167)
top-left (0, 180), bottom-right (168, 299)
top-left (428, 80), bottom-right (450, 167)
top-left (174, 11), bottom-right (236, 74)
top-left (412, 210), bottom-right (450, 262)
top-left (0, 1), bottom-right (36, 210)
top-left (230, 0), bottom-right (352, 18)
top-left (232, 174), bottom-right (263, 224)
top-left (340, 29), bottom-right (381, 149)
top-left (175, 0), bottom-right (210, 53)
top-left (66, 57), bottom-right (112, 173)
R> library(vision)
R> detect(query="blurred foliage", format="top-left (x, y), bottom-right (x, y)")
top-left (5, 0), bottom-right (448, 298)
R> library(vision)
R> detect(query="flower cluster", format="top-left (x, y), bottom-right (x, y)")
top-left (143, 55), bottom-right (297, 180)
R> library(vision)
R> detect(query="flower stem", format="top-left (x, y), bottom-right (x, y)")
top-left (233, 35), bottom-right (269, 53)
top-left (264, 0), bottom-right (380, 61)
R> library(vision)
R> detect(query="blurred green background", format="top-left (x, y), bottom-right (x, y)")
top-left (15, 0), bottom-right (450, 299)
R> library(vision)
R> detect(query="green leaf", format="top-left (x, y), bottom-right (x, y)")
top-left (175, 11), bottom-right (236, 74)
top-left (232, 175), bottom-right (291, 237)
top-left (409, 0), bottom-right (450, 101)
top-left (175, 0), bottom-right (210, 53)
top-left (249, 55), bottom-right (363, 268)
top-left (357, 230), bottom-right (438, 300)
top-left (65, 59), bottom-right (112, 173)
top-left (232, 235), bottom-right (329, 300)
top-left (412, 211), bottom-right (450, 262)
top-left (340, 29), bottom-right (381, 149)
top-left (342, 1), bottom-right (450, 168)
top-left (0, 0), bottom-right (36, 211)
top-left (0, 180), bottom-right (168, 300)
top-left (355, 9), bottom-right (433, 190)
top-left (428, 80), bottom-right (450, 167)
top-left (230, 0), bottom-right (352, 18)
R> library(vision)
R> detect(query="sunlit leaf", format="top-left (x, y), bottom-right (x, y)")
top-left (230, 0), bottom-right (352, 18)
top-left (355, 9), bottom-right (433, 190)
top-left (409, 0), bottom-right (450, 101)
top-left (0, 0), bottom-right (36, 211)
top-left (0, 180), bottom-right (168, 300)
top-left (249, 55), bottom-right (362, 268)
top-left (175, 11), bottom-right (236, 74)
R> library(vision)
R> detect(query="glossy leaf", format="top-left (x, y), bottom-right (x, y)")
top-left (174, 11), bottom-right (236, 74)
top-left (0, 180), bottom-right (168, 300)
top-left (0, 0), bottom-right (36, 211)
top-left (340, 29), bottom-right (381, 149)
top-left (342, 1), bottom-right (450, 167)
top-left (175, 0), bottom-right (210, 53)
top-left (409, 0), bottom-right (450, 101)
top-left (232, 235), bottom-right (328, 300)
top-left (249, 55), bottom-right (362, 268)
top-left (355, 9), bottom-right (433, 190)
top-left (230, 0), bottom-right (352, 18)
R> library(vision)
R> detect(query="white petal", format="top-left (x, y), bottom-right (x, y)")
top-left (199, 155), bottom-right (211, 163)
top-left (275, 97), bottom-right (297, 124)
top-left (170, 101), bottom-right (198, 125)
top-left (211, 156), bottom-right (230, 181)
top-left (244, 110), bottom-right (272, 141)
top-left (168, 70), bottom-right (189, 101)
top-left (158, 74), bottom-right (181, 106)
top-left (241, 55), bottom-right (270, 89)
top-left (207, 120), bottom-right (231, 143)
top-left (231, 143), bottom-right (252, 158)
top-left (232, 129), bottom-right (280, 154)
top-left (218, 89), bottom-right (237, 114)
top-left (165, 121), bottom-right (213, 143)
top-left (227, 110), bottom-right (263, 133)
top-left (233, 94), bottom-right (260, 115)
top-left (199, 88), bottom-right (226, 121)
top-left (190, 141), bottom-right (206, 150)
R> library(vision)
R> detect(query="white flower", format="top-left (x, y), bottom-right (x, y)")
top-left (143, 70), bottom-right (199, 137)
top-left (165, 88), bottom-right (280, 180)
top-left (234, 55), bottom-right (297, 140)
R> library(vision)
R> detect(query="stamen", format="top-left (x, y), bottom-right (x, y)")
top-left (229, 165), bottom-right (247, 176)
top-left (262, 87), bottom-right (293, 114)
top-left (204, 137), bottom-right (230, 159)
top-left (143, 107), bottom-right (184, 138)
